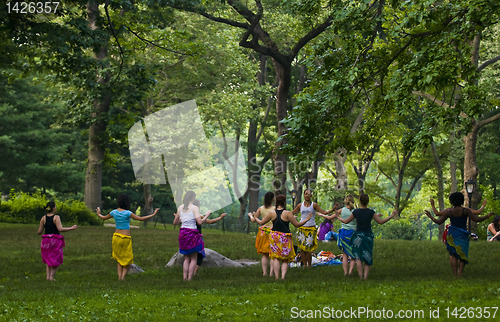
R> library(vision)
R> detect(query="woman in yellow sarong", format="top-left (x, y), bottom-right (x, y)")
top-left (290, 189), bottom-right (335, 268)
top-left (97, 194), bottom-right (159, 280)
top-left (248, 194), bottom-right (312, 280)
top-left (251, 192), bottom-right (275, 276)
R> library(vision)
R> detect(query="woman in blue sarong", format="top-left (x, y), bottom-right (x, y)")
top-left (318, 195), bottom-right (357, 275)
top-left (425, 192), bottom-right (494, 278)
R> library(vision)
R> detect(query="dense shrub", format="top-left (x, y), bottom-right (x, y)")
top-left (374, 218), bottom-right (426, 240)
top-left (0, 191), bottom-right (101, 225)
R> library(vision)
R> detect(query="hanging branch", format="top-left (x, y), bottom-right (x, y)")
top-left (104, 0), bottom-right (124, 79)
top-left (126, 26), bottom-right (194, 56)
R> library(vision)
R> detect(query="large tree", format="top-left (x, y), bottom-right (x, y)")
top-left (161, 0), bottom-right (338, 195)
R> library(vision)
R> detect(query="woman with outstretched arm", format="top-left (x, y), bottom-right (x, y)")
top-left (425, 192), bottom-right (493, 278)
top-left (336, 194), bottom-right (397, 280)
top-left (248, 194), bottom-right (312, 280)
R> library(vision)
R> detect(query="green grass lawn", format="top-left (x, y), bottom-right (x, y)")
top-left (1, 223), bottom-right (499, 321)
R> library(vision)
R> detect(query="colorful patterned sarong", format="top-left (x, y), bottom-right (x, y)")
top-left (296, 226), bottom-right (318, 252)
top-left (337, 228), bottom-right (354, 258)
top-left (351, 231), bottom-right (374, 265)
top-left (446, 226), bottom-right (469, 264)
top-left (269, 231), bottom-right (296, 263)
top-left (41, 234), bottom-right (65, 267)
top-left (179, 228), bottom-right (205, 258)
top-left (112, 233), bottom-right (134, 266)
top-left (255, 226), bottom-right (272, 254)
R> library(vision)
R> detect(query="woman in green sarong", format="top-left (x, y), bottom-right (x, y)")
top-left (337, 194), bottom-right (397, 280)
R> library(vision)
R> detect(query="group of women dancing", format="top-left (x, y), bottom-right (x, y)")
top-left (248, 190), bottom-right (397, 280)
top-left (37, 189), bottom-right (496, 281)
top-left (248, 190), bottom-right (496, 280)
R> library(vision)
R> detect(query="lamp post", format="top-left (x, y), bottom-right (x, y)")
top-left (291, 190), bottom-right (297, 209)
top-left (465, 178), bottom-right (476, 231)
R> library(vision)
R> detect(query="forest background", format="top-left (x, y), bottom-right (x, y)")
top-left (1, 0), bottom-right (500, 240)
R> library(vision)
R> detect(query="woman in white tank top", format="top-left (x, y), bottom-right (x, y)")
top-left (290, 189), bottom-right (336, 268)
top-left (173, 191), bottom-right (212, 281)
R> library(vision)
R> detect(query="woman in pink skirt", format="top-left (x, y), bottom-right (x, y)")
top-left (37, 201), bottom-right (78, 281)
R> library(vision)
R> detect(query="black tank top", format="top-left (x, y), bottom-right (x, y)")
top-left (44, 215), bottom-right (60, 235)
top-left (449, 208), bottom-right (468, 230)
top-left (272, 209), bottom-right (291, 234)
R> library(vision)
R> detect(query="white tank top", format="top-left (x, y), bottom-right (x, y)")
top-left (180, 208), bottom-right (197, 229)
top-left (300, 202), bottom-right (316, 227)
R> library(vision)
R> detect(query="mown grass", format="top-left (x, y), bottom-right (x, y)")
top-left (1, 223), bottom-right (500, 321)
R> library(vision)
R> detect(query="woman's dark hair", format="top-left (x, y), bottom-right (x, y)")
top-left (183, 191), bottom-right (196, 211)
top-left (118, 194), bottom-right (131, 210)
top-left (493, 215), bottom-right (500, 231)
top-left (263, 192), bottom-right (274, 208)
top-left (321, 217), bottom-right (333, 226)
top-left (359, 194), bottom-right (369, 206)
top-left (275, 194), bottom-right (286, 208)
top-left (448, 192), bottom-right (464, 207)
top-left (45, 201), bottom-right (56, 213)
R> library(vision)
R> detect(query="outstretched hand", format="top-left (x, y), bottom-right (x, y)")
top-left (482, 199), bottom-right (488, 207)
top-left (391, 209), bottom-right (398, 218)
top-left (430, 199), bottom-right (435, 206)
top-left (205, 210), bottom-right (212, 217)
top-left (220, 213), bottom-right (227, 218)
top-left (96, 207), bottom-right (101, 215)
top-left (424, 210), bottom-right (433, 218)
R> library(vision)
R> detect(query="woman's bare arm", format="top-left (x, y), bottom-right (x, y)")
top-left (249, 211), bottom-right (274, 225)
top-left (131, 208), bottom-right (159, 221)
top-left (96, 207), bottom-right (112, 220)
top-left (54, 216), bottom-right (77, 232)
top-left (373, 210), bottom-right (397, 225)
top-left (424, 210), bottom-right (448, 225)
top-left (37, 216), bottom-right (45, 235)
top-left (287, 211), bottom-right (312, 227)
top-left (468, 210), bottom-right (494, 223)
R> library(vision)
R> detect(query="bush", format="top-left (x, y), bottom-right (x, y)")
top-left (374, 218), bottom-right (426, 240)
top-left (0, 191), bottom-right (101, 225)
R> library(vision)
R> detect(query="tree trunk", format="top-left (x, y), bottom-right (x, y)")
top-left (463, 124), bottom-right (480, 233)
top-left (431, 142), bottom-right (445, 240)
top-left (334, 148), bottom-right (348, 191)
top-left (84, 1), bottom-right (110, 211)
top-left (142, 184), bottom-right (153, 227)
top-left (450, 131), bottom-right (458, 194)
top-left (393, 152), bottom-right (412, 218)
top-left (272, 59), bottom-right (291, 196)
top-left (238, 54), bottom-right (269, 222)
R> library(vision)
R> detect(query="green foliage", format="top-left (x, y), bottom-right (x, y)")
top-left (374, 218), bottom-right (427, 241)
top-left (0, 74), bottom-right (86, 195)
top-left (0, 191), bottom-right (100, 226)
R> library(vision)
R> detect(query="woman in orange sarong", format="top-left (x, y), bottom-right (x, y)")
top-left (252, 192), bottom-right (275, 276)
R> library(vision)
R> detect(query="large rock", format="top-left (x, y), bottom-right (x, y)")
top-left (166, 248), bottom-right (257, 268)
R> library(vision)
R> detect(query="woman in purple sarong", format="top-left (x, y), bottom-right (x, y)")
top-left (37, 201), bottom-right (78, 281)
top-left (173, 191), bottom-right (212, 281)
